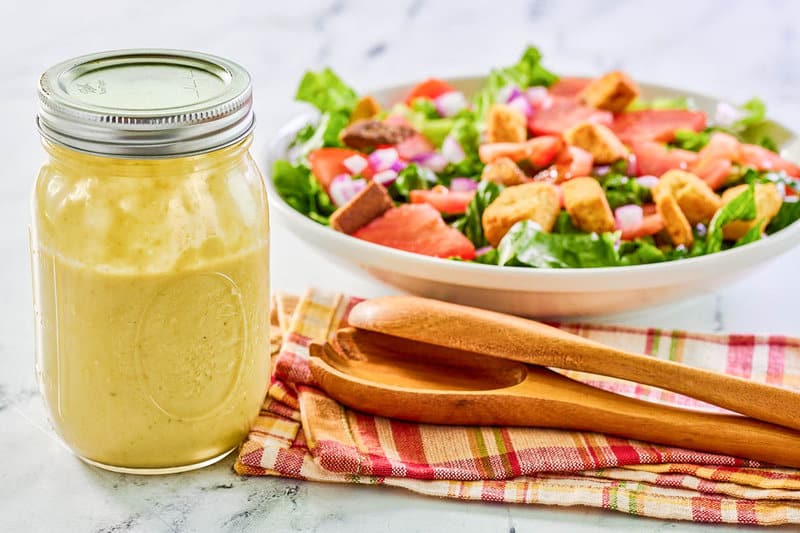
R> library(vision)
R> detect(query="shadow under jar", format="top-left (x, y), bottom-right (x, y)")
top-left (31, 50), bottom-right (270, 473)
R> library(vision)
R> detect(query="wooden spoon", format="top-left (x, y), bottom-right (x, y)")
top-left (347, 296), bottom-right (800, 431)
top-left (309, 328), bottom-right (800, 468)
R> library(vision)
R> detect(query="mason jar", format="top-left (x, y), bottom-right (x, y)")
top-left (31, 50), bottom-right (270, 473)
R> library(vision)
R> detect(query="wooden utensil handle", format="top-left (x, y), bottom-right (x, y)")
top-left (349, 296), bottom-right (800, 431)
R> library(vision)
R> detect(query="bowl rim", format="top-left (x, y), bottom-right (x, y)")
top-left (264, 76), bottom-right (800, 290)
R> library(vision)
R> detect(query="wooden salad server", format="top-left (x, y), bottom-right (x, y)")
top-left (308, 329), bottom-right (800, 468)
top-left (346, 296), bottom-right (800, 432)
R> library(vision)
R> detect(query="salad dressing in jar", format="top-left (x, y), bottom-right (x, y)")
top-left (31, 50), bottom-right (270, 473)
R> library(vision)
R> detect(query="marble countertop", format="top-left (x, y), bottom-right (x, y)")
top-left (2, 0), bottom-right (800, 531)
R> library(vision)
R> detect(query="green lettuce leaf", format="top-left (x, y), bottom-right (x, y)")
top-left (600, 170), bottom-right (652, 210)
top-left (705, 184), bottom-right (758, 253)
top-left (410, 97), bottom-right (440, 119)
top-left (629, 96), bottom-right (690, 111)
top-left (439, 110), bottom-right (485, 180)
top-left (290, 111), bottom-right (350, 160)
top-left (272, 160), bottom-right (336, 224)
top-left (452, 181), bottom-right (503, 247)
top-left (670, 128), bottom-right (711, 151)
top-left (766, 201), bottom-right (800, 234)
top-left (497, 220), bottom-right (620, 268)
top-left (390, 164), bottom-right (434, 201)
top-left (390, 103), bottom-right (454, 147)
top-left (295, 68), bottom-right (358, 114)
top-left (473, 46), bottom-right (558, 120)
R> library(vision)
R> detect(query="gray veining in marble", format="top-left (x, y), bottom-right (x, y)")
top-left (1, 0), bottom-right (799, 531)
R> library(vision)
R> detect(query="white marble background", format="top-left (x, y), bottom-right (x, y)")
top-left (1, 0), bottom-right (799, 531)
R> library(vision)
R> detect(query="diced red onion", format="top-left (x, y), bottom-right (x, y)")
top-left (715, 101), bottom-right (747, 128)
top-left (695, 223), bottom-right (707, 237)
top-left (614, 204), bottom-right (644, 232)
top-left (594, 165), bottom-right (611, 177)
top-left (414, 152), bottom-right (448, 173)
top-left (497, 85), bottom-right (522, 104)
top-left (449, 177), bottom-right (479, 192)
top-left (434, 91), bottom-right (468, 117)
top-left (442, 135), bottom-right (466, 164)
top-left (627, 153), bottom-right (639, 176)
top-left (373, 169), bottom-right (399, 187)
top-left (368, 148), bottom-right (399, 171)
top-left (390, 160), bottom-right (408, 172)
top-left (329, 175), bottom-right (366, 207)
top-left (342, 154), bottom-right (368, 175)
top-left (526, 86), bottom-right (550, 107)
top-left (475, 246), bottom-right (494, 256)
top-left (508, 95), bottom-right (533, 118)
top-left (635, 175), bottom-right (660, 189)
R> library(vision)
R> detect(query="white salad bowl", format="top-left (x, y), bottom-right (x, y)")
top-left (266, 77), bottom-right (800, 318)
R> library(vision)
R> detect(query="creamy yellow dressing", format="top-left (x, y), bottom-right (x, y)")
top-left (32, 140), bottom-right (270, 469)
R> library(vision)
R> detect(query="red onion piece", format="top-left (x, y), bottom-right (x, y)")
top-left (329, 175), bottom-right (366, 207)
top-left (390, 160), bottom-right (408, 172)
top-left (614, 204), bottom-right (644, 232)
top-left (715, 101), bottom-right (747, 128)
top-left (342, 154), bottom-right (368, 175)
top-left (475, 245), bottom-right (494, 256)
top-left (497, 85), bottom-right (522, 104)
top-left (449, 177), bottom-right (479, 192)
top-left (508, 95), bottom-right (533, 118)
top-left (627, 153), bottom-right (639, 176)
top-left (373, 169), bottom-right (399, 187)
top-left (635, 175), bottom-right (660, 189)
top-left (526, 86), bottom-right (550, 106)
top-left (368, 148), bottom-right (399, 171)
top-left (434, 91), bottom-right (468, 117)
top-left (416, 152), bottom-right (448, 173)
top-left (594, 165), bottom-right (611, 177)
top-left (442, 135), bottom-right (466, 164)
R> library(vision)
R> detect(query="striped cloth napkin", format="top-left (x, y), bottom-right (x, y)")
top-left (235, 289), bottom-right (800, 525)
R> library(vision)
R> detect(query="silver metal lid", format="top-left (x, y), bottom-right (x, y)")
top-left (37, 49), bottom-right (254, 158)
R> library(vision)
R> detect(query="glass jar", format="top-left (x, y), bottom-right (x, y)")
top-left (31, 50), bottom-right (270, 473)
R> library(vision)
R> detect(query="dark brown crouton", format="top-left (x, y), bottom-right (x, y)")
top-left (330, 181), bottom-right (395, 234)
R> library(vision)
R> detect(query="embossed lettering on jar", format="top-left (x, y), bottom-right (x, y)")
top-left (31, 50), bottom-right (270, 473)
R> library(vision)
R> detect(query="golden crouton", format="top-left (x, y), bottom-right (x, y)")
top-left (720, 183), bottom-right (783, 241)
top-left (654, 170), bottom-right (721, 225)
top-left (561, 177), bottom-right (616, 233)
top-left (349, 95), bottom-right (381, 123)
top-left (481, 157), bottom-right (528, 186)
top-left (486, 103), bottom-right (527, 143)
top-left (482, 182), bottom-right (560, 247)
top-left (655, 193), bottom-right (694, 247)
top-left (563, 122), bottom-right (628, 164)
top-left (579, 71), bottom-right (640, 113)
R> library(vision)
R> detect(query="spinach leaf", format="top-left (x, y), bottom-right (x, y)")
top-left (390, 164), bottom-right (434, 201)
top-left (473, 46), bottom-right (558, 120)
top-left (452, 181), bottom-right (503, 247)
top-left (295, 68), bottom-right (358, 114)
top-left (705, 184), bottom-right (757, 253)
top-left (766, 201), bottom-right (800, 234)
top-left (272, 160), bottom-right (336, 224)
top-left (497, 220), bottom-right (620, 268)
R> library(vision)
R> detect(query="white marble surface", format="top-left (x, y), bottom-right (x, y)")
top-left (2, 0), bottom-right (800, 531)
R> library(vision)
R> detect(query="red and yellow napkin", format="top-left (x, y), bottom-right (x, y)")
top-left (236, 288), bottom-right (800, 525)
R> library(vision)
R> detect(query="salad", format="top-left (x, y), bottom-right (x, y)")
top-left (273, 46), bottom-right (800, 268)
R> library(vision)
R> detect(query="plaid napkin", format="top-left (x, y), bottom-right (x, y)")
top-left (235, 288), bottom-right (800, 525)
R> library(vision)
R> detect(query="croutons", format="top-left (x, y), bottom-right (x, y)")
top-left (486, 103), bottom-right (527, 143)
top-left (330, 181), bottom-right (394, 234)
top-left (482, 182), bottom-right (560, 247)
top-left (655, 193), bottom-right (694, 247)
top-left (720, 183), bottom-right (783, 241)
top-left (350, 95), bottom-right (381, 123)
top-left (563, 122), bottom-right (628, 164)
top-left (654, 170), bottom-right (721, 225)
top-left (561, 177), bottom-right (616, 233)
top-left (480, 157), bottom-right (528, 186)
top-left (579, 71), bottom-right (640, 113)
